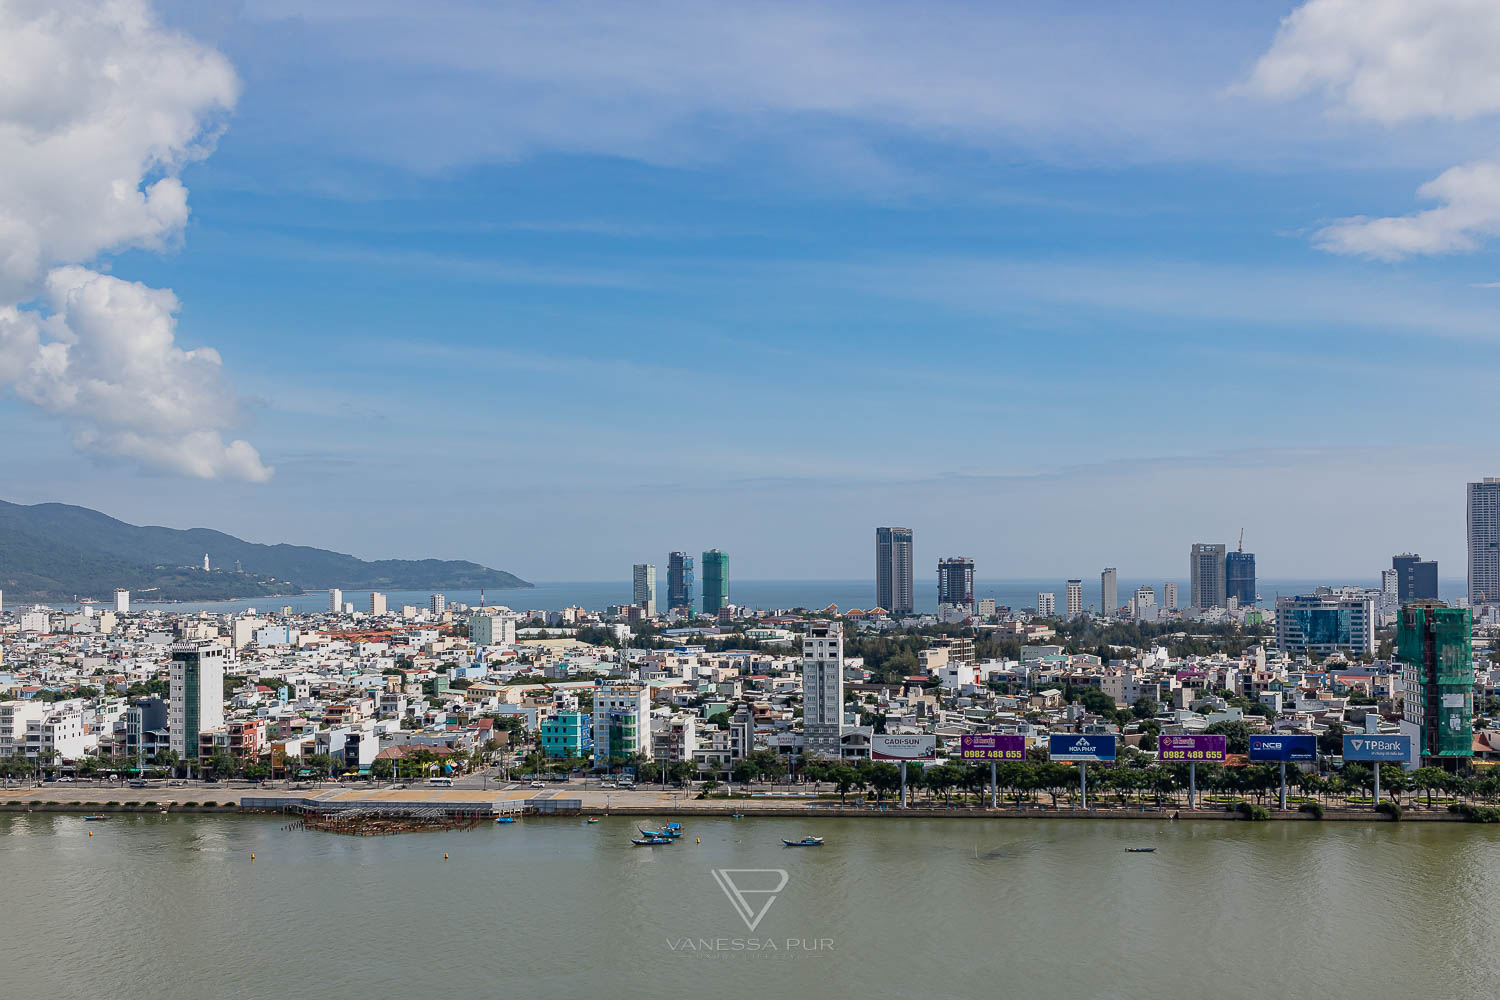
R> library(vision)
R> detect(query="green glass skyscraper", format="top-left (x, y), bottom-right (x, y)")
top-left (1398, 601), bottom-right (1474, 765)
top-left (701, 549), bottom-right (729, 615)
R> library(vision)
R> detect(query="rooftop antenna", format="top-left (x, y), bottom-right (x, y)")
top-left (1238, 528), bottom-right (1244, 553)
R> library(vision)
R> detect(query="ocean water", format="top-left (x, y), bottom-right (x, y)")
top-left (70, 578), bottom-right (1469, 617)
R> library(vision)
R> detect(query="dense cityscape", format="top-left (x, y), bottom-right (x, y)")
top-left (5, 478), bottom-right (1500, 823)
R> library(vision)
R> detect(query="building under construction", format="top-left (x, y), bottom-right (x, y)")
top-left (1398, 601), bottom-right (1474, 766)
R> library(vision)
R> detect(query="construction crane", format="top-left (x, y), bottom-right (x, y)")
top-left (1238, 528), bottom-right (1244, 553)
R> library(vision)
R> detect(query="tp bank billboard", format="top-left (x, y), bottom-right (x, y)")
top-left (1343, 734), bottom-right (1413, 763)
top-left (871, 734), bottom-right (938, 761)
top-left (1248, 734), bottom-right (1317, 762)
top-left (959, 734), bottom-right (1026, 762)
top-left (1049, 733), bottom-right (1117, 762)
top-left (1157, 734), bottom-right (1226, 763)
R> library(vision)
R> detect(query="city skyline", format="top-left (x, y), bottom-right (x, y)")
top-left (3, 2), bottom-right (1500, 581)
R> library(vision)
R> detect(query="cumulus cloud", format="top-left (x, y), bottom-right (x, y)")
top-left (1249, 0), bottom-right (1500, 259)
top-left (0, 0), bottom-right (270, 480)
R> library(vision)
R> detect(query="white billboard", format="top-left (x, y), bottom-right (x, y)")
top-left (870, 734), bottom-right (937, 761)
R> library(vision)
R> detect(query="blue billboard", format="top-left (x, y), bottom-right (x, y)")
top-left (1049, 733), bottom-right (1117, 762)
top-left (1342, 734), bottom-right (1412, 763)
top-left (1248, 734), bottom-right (1317, 762)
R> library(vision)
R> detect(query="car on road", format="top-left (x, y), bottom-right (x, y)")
top-left (600, 781), bottom-right (618, 789)
top-left (57, 776), bottom-right (75, 782)
top-left (529, 780), bottom-right (546, 788)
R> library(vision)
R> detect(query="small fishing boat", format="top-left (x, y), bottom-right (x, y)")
top-left (82, 815), bottom-right (110, 822)
top-left (782, 836), bottom-right (824, 847)
top-left (632, 836), bottom-right (673, 846)
top-left (640, 827), bottom-right (682, 839)
top-left (586, 817), bottom-right (599, 824)
top-left (1126, 847), bottom-right (1157, 853)
top-left (495, 816), bottom-right (516, 824)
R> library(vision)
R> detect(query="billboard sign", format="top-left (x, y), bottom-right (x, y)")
top-left (871, 734), bottom-right (938, 761)
top-left (1048, 733), bottom-right (1117, 762)
top-left (1157, 734), bottom-right (1226, 763)
top-left (959, 734), bottom-right (1026, 762)
top-left (1248, 734), bottom-right (1316, 762)
top-left (1342, 734), bottom-right (1412, 763)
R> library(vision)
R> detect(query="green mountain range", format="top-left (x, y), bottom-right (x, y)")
top-left (0, 500), bottom-right (530, 603)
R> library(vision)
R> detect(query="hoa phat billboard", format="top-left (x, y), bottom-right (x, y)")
top-left (1048, 733), bottom-right (1117, 762)
top-left (871, 734), bottom-right (938, 761)
top-left (959, 734), bottom-right (1026, 762)
top-left (1156, 734), bottom-right (1226, 763)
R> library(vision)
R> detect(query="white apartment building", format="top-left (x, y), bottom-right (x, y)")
top-left (802, 622), bottom-right (844, 759)
top-left (469, 613), bottom-right (517, 647)
top-left (328, 589), bottom-right (343, 613)
top-left (0, 700), bottom-right (49, 757)
top-left (114, 588), bottom-right (130, 613)
top-left (430, 593), bottom-right (446, 616)
top-left (592, 682), bottom-right (651, 768)
top-left (369, 592), bottom-right (387, 615)
top-left (19, 611), bottom-right (49, 633)
top-left (1036, 592), bottom-right (1055, 617)
top-left (1066, 580), bottom-right (1083, 618)
top-left (169, 643), bottom-right (226, 759)
top-left (24, 708), bottom-right (90, 761)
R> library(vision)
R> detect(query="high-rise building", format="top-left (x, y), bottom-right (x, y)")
top-left (1164, 581), bottom-right (1178, 611)
top-left (592, 681), bottom-right (652, 768)
top-left (1274, 590), bottom-right (1376, 657)
top-left (875, 527), bottom-right (915, 615)
top-left (802, 622), bottom-right (844, 759)
top-left (1392, 553), bottom-right (1439, 602)
top-left (169, 643), bottom-right (225, 760)
top-left (1036, 592), bottom-right (1055, 616)
top-left (369, 592), bottom-right (386, 615)
top-left (328, 589), bottom-right (342, 613)
top-left (632, 563), bottom-right (657, 616)
top-left (1398, 601), bottom-right (1473, 764)
top-left (667, 552), bottom-right (694, 612)
top-left (430, 593), bottom-right (446, 616)
top-left (1190, 543), bottom-right (1227, 610)
top-left (701, 550), bottom-right (729, 615)
top-left (1100, 568), bottom-right (1118, 616)
top-left (1226, 551), bottom-right (1256, 606)
top-left (1381, 568), bottom-right (1400, 604)
top-left (1132, 586), bottom-right (1156, 619)
top-left (937, 557), bottom-right (975, 613)
top-left (202, 553), bottom-right (210, 572)
top-left (1066, 579), bottom-right (1083, 618)
top-left (114, 588), bottom-right (130, 614)
top-left (1468, 478), bottom-right (1500, 606)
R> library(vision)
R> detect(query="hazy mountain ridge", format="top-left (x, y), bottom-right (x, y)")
top-left (0, 500), bottom-right (530, 602)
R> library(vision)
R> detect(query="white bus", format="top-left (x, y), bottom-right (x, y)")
top-left (427, 776), bottom-right (453, 787)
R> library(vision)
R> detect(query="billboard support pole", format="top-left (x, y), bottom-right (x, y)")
top-left (1080, 761), bottom-right (1088, 810)
top-left (900, 761), bottom-right (907, 809)
top-left (1373, 762), bottom-right (1381, 808)
top-left (1279, 761), bottom-right (1287, 810)
top-left (1189, 762), bottom-right (1196, 811)
top-left (990, 762), bottom-right (997, 809)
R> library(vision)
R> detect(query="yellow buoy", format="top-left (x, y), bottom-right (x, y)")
top-left (88, 831), bottom-right (92, 837)
top-left (250, 853), bottom-right (255, 861)
top-left (696, 837), bottom-right (700, 844)
top-left (444, 852), bottom-right (449, 860)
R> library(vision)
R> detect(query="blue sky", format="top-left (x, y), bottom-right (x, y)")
top-left (3, 1), bottom-right (1499, 582)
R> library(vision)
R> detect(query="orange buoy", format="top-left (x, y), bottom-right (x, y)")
top-left (696, 837), bottom-right (700, 844)
top-left (88, 831), bottom-right (92, 837)
top-left (444, 852), bottom-right (449, 860)
top-left (250, 853), bottom-right (255, 860)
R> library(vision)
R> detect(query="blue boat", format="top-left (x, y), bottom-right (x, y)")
top-left (640, 826), bottom-right (682, 839)
top-left (632, 836), bottom-right (673, 846)
top-left (496, 816), bottom-right (516, 824)
top-left (782, 836), bottom-right (824, 847)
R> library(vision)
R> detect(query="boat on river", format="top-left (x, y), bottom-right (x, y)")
top-left (783, 836), bottom-right (824, 847)
top-left (1126, 847), bottom-right (1156, 853)
top-left (632, 836), bottom-right (673, 846)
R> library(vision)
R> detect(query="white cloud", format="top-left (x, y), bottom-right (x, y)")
top-left (1248, 0), bottom-right (1500, 124)
top-left (0, 0), bottom-right (269, 479)
top-left (1250, 0), bottom-right (1500, 259)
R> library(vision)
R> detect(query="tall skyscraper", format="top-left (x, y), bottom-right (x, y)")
top-left (701, 550), bottom-right (729, 615)
top-left (802, 622), bottom-right (845, 759)
top-left (1036, 592), bottom-right (1055, 616)
top-left (667, 552), bottom-right (694, 611)
top-left (1392, 553), bottom-right (1439, 602)
top-left (1399, 602), bottom-right (1473, 764)
top-left (875, 527), bottom-right (915, 615)
top-left (430, 593), bottom-right (446, 616)
top-left (169, 642), bottom-right (224, 759)
top-left (1226, 550), bottom-right (1256, 606)
top-left (937, 557), bottom-right (975, 613)
top-left (1100, 568), bottom-right (1118, 616)
top-left (632, 563), bottom-right (657, 615)
top-left (114, 588), bottom-right (130, 614)
top-left (1381, 568), bottom-right (1400, 606)
top-left (328, 589), bottom-right (342, 613)
top-left (1190, 543), bottom-right (1227, 610)
top-left (1066, 579), bottom-right (1083, 618)
top-left (1164, 581), bottom-right (1178, 611)
top-left (369, 591), bottom-right (387, 615)
top-left (1468, 478), bottom-right (1500, 606)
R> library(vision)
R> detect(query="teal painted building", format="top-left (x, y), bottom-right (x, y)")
top-left (701, 549), bottom-right (729, 615)
top-left (540, 712), bottom-right (593, 759)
